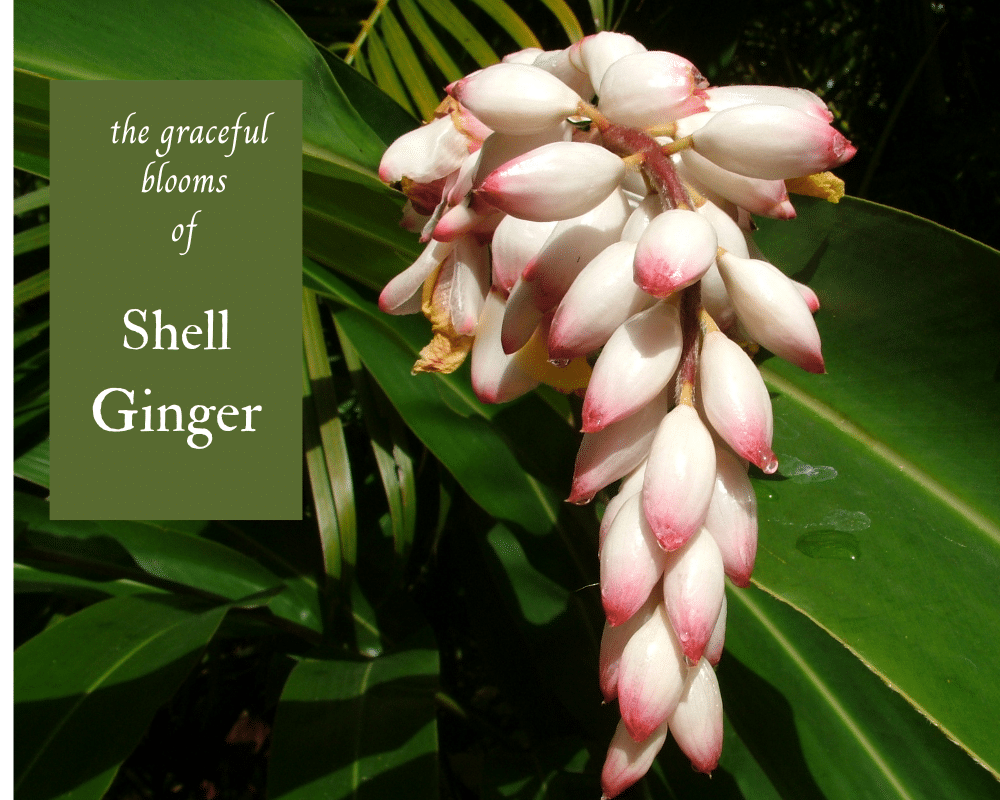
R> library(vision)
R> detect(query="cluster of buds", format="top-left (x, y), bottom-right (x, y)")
top-left (376, 31), bottom-right (854, 799)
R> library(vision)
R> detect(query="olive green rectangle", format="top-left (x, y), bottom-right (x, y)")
top-left (50, 81), bottom-right (302, 519)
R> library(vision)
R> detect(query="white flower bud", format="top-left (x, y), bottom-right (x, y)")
top-left (572, 31), bottom-right (647, 94)
top-left (617, 601), bottom-right (687, 741)
top-left (691, 104), bottom-right (857, 180)
top-left (470, 290), bottom-right (539, 403)
top-left (475, 141), bottom-right (625, 222)
top-left (642, 404), bottom-right (717, 550)
top-left (378, 115), bottom-right (471, 185)
top-left (531, 47), bottom-right (594, 101)
top-left (601, 718), bottom-right (669, 800)
top-left (448, 63), bottom-right (583, 135)
top-left (601, 493), bottom-right (668, 626)
top-left (568, 390), bottom-right (669, 505)
top-left (581, 302), bottom-right (682, 433)
top-left (705, 84), bottom-right (833, 122)
top-left (490, 216), bottom-right (557, 292)
top-left (668, 658), bottom-right (724, 774)
top-left (633, 208), bottom-right (718, 297)
top-left (704, 448), bottom-right (758, 587)
top-left (662, 527), bottom-right (726, 662)
top-left (677, 148), bottom-right (796, 219)
top-left (716, 251), bottom-right (825, 373)
top-left (548, 240), bottom-right (655, 361)
top-left (699, 330), bottom-right (777, 472)
top-left (598, 51), bottom-right (709, 127)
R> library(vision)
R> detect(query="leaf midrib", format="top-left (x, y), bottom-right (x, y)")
top-left (732, 589), bottom-right (916, 800)
top-left (761, 367), bottom-right (1000, 543)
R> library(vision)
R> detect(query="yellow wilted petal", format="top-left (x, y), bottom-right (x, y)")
top-left (412, 262), bottom-right (474, 375)
top-left (412, 332), bottom-right (473, 374)
top-left (514, 324), bottom-right (591, 393)
top-left (785, 172), bottom-right (845, 203)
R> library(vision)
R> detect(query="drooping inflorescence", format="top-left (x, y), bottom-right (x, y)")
top-left (376, 31), bottom-right (854, 798)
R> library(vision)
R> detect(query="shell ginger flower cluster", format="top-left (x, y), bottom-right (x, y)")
top-left (376, 31), bottom-right (855, 799)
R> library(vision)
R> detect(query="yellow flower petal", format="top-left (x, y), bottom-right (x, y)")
top-left (785, 172), bottom-right (845, 203)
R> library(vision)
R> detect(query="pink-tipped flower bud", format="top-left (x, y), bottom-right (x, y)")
top-left (716, 251), bottom-right (825, 373)
top-left (522, 189), bottom-right (632, 310)
top-left (598, 51), bottom-right (709, 127)
top-left (703, 593), bottom-right (727, 666)
top-left (677, 149), bottom-right (796, 219)
top-left (499, 277), bottom-right (545, 354)
top-left (448, 63), bottom-right (583, 135)
top-left (531, 48), bottom-right (594, 101)
top-left (598, 588), bottom-right (657, 703)
top-left (668, 658), bottom-right (724, 774)
top-left (581, 302), bottom-right (683, 433)
top-left (617, 601), bottom-right (688, 741)
top-left (476, 142), bottom-right (626, 222)
top-left (642, 404), bottom-right (717, 550)
top-left (699, 330), bottom-right (777, 472)
top-left (568, 390), bottom-right (669, 504)
top-left (601, 493), bottom-right (669, 626)
top-left (794, 279), bottom-right (821, 312)
top-left (378, 238), bottom-right (453, 315)
top-left (601, 718), bottom-right (669, 800)
top-left (691, 104), bottom-right (856, 180)
top-left (502, 47), bottom-right (543, 65)
top-left (490, 216), bottom-right (558, 292)
top-left (378, 115), bottom-right (471, 185)
top-left (705, 84), bottom-right (833, 122)
top-left (598, 461), bottom-right (647, 554)
top-left (662, 527), bottom-right (726, 662)
top-left (471, 290), bottom-right (540, 404)
top-left (620, 194), bottom-right (662, 242)
top-left (548, 240), bottom-right (655, 361)
top-left (572, 31), bottom-right (647, 95)
top-left (633, 209), bottom-right (718, 297)
top-left (704, 448), bottom-right (758, 587)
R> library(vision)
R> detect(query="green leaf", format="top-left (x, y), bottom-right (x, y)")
top-left (268, 635), bottom-right (439, 799)
top-left (302, 289), bottom-right (357, 578)
top-left (14, 184), bottom-right (50, 216)
top-left (380, 6), bottom-right (440, 121)
top-left (14, 437), bottom-right (49, 488)
top-left (397, 0), bottom-right (464, 85)
top-left (14, 492), bottom-right (323, 634)
top-left (465, 0), bottom-right (542, 51)
top-left (14, 268), bottom-right (49, 305)
top-left (716, 586), bottom-right (1000, 799)
top-left (335, 322), bottom-right (418, 569)
top-left (302, 173), bottom-right (418, 292)
top-left (14, 0), bottom-right (387, 177)
top-left (413, 0), bottom-right (500, 67)
top-left (367, 27), bottom-right (417, 116)
top-left (13, 222), bottom-right (50, 257)
top-left (749, 196), bottom-right (1000, 777)
top-left (15, 562), bottom-right (166, 599)
top-left (534, 0), bottom-right (585, 43)
top-left (308, 265), bottom-right (605, 728)
top-left (15, 595), bottom-right (227, 800)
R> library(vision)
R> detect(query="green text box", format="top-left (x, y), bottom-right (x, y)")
top-left (51, 81), bottom-right (302, 519)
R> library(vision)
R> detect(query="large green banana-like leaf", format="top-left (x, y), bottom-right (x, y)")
top-left (750, 196), bottom-right (1000, 777)
top-left (15, 595), bottom-right (228, 800)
